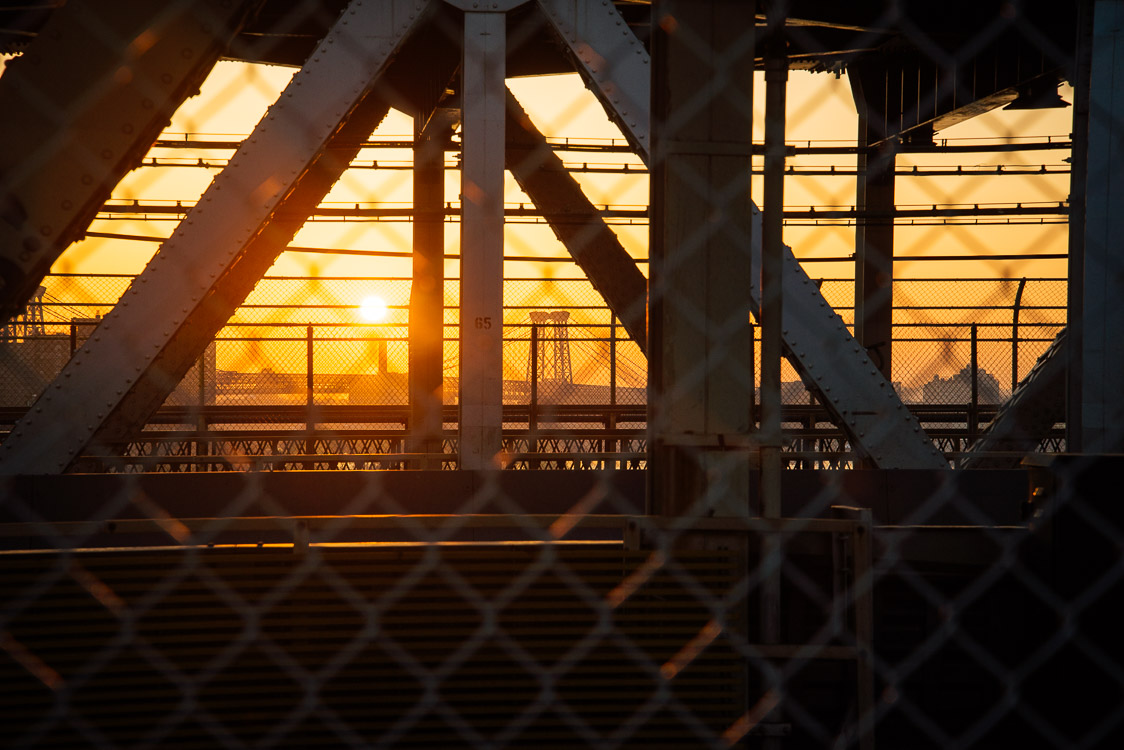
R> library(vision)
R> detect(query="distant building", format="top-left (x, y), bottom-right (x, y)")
top-left (921, 366), bottom-right (1005, 404)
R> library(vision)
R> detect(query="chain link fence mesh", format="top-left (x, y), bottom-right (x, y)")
top-left (1, 1), bottom-right (1118, 748)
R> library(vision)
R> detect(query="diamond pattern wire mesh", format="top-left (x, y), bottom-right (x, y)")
top-left (0, 1), bottom-right (1119, 749)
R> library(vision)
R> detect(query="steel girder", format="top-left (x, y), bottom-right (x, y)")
top-left (743, 203), bottom-right (948, 470)
top-left (504, 89), bottom-right (648, 354)
top-left (536, 0), bottom-right (650, 161)
top-left (409, 108), bottom-right (457, 469)
top-left (0, 0), bottom-right (950, 473)
top-left (0, 0), bottom-right (261, 326)
top-left (0, 0), bottom-right (433, 474)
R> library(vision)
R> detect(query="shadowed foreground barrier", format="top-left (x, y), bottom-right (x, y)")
top-left (1, 545), bottom-right (749, 748)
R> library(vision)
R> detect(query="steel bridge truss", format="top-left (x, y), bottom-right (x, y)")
top-left (0, 0), bottom-right (1071, 474)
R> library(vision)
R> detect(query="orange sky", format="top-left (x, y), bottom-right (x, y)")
top-left (9, 57), bottom-right (1070, 389)
top-left (55, 60), bottom-right (1072, 284)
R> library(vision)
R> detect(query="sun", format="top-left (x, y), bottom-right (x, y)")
top-left (358, 295), bottom-right (389, 323)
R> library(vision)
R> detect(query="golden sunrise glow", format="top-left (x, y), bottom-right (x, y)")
top-left (28, 59), bottom-right (1071, 387)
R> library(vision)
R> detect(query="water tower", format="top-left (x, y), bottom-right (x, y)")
top-left (528, 310), bottom-right (572, 386)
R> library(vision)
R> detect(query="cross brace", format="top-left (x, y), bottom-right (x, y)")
top-left (0, 0), bottom-right (432, 474)
top-left (504, 88), bottom-right (647, 353)
top-left (0, 0), bottom-right (259, 325)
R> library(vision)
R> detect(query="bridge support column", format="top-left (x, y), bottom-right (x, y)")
top-left (850, 68), bottom-right (897, 381)
top-left (648, 0), bottom-right (756, 518)
top-left (456, 5), bottom-right (513, 469)
top-left (410, 111), bottom-right (455, 469)
top-left (504, 89), bottom-right (647, 353)
top-left (1081, 0), bottom-right (1124, 452)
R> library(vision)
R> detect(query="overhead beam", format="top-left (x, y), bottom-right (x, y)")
top-left (0, 0), bottom-right (259, 326)
top-left (503, 88), bottom-right (647, 353)
top-left (847, 52), bottom-right (1065, 147)
top-left (0, 0), bottom-right (432, 474)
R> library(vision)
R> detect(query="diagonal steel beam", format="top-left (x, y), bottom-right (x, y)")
top-left (0, 0), bottom-right (261, 326)
top-left (504, 88), bottom-right (647, 353)
top-left (0, 0), bottom-right (433, 474)
top-left (536, 0), bottom-right (650, 161)
top-left (961, 328), bottom-right (1066, 469)
top-left (745, 204), bottom-right (948, 470)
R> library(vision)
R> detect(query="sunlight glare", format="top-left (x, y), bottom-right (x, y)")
top-left (359, 295), bottom-right (389, 323)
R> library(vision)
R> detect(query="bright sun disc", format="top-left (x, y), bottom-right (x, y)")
top-left (359, 295), bottom-right (388, 323)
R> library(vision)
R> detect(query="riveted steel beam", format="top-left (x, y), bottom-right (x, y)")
top-left (536, 0), bottom-right (650, 161)
top-left (0, 0), bottom-right (260, 326)
top-left (504, 88), bottom-right (647, 353)
top-left (745, 203), bottom-right (949, 471)
top-left (961, 329), bottom-right (1066, 470)
top-left (0, 0), bottom-right (433, 474)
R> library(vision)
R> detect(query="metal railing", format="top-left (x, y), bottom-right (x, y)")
top-left (0, 274), bottom-right (1066, 470)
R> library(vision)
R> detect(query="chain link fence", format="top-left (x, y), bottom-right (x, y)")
top-left (2, 1), bottom-right (1118, 749)
top-left (1, 274), bottom-right (1065, 437)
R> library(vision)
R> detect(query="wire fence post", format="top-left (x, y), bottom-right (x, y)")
top-left (1012, 276), bottom-right (1027, 392)
top-left (69, 321), bottom-right (76, 356)
top-left (306, 324), bottom-right (314, 463)
top-left (196, 352), bottom-right (207, 467)
top-left (608, 316), bottom-right (618, 466)
top-left (530, 323), bottom-right (539, 468)
top-left (970, 323), bottom-right (979, 444)
top-left (609, 316), bottom-right (617, 409)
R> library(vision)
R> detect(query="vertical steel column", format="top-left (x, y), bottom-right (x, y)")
top-left (761, 6), bottom-right (787, 748)
top-left (970, 324), bottom-right (979, 443)
top-left (410, 114), bottom-right (451, 469)
top-left (1081, 0), bottom-right (1124, 452)
top-left (851, 69), bottom-right (896, 381)
top-left (458, 7), bottom-right (509, 470)
top-left (856, 139), bottom-right (896, 381)
top-left (1068, 0), bottom-right (1094, 453)
top-left (761, 11), bottom-right (787, 520)
top-left (648, 0), bottom-right (756, 517)
top-left (852, 510), bottom-right (876, 750)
